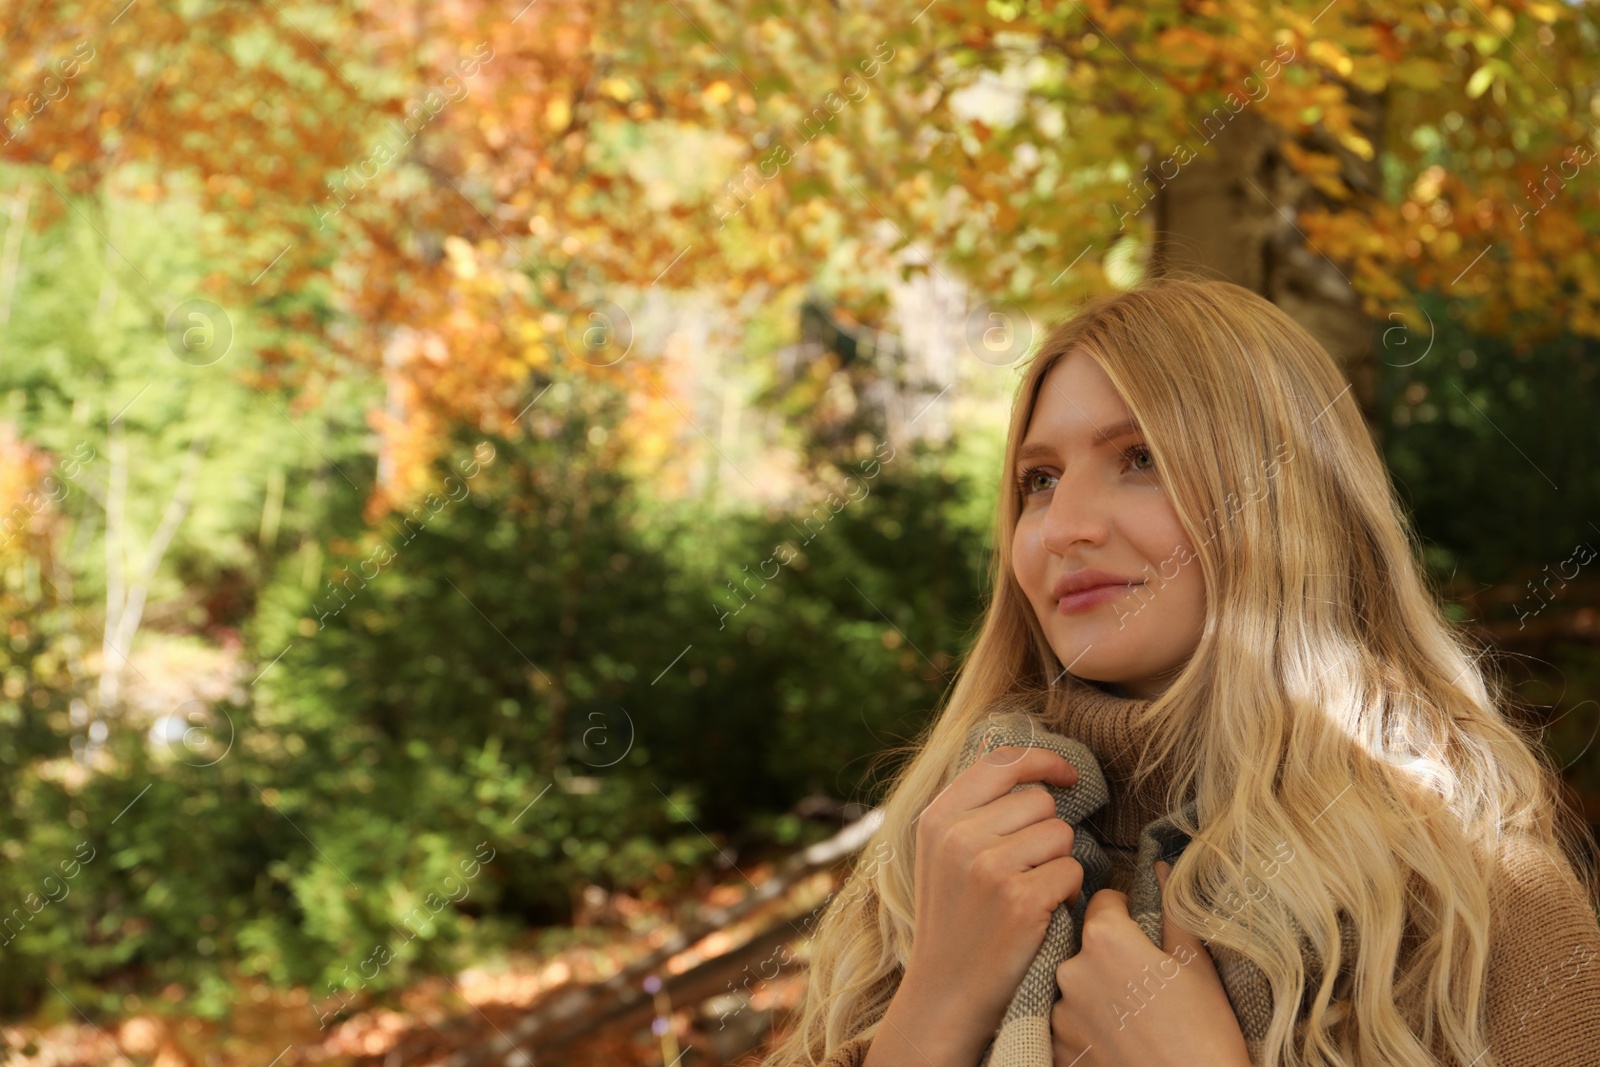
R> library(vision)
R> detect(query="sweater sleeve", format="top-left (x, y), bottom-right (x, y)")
top-left (1479, 834), bottom-right (1600, 1065)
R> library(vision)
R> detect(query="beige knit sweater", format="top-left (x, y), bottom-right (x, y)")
top-left (806, 673), bottom-right (1600, 1067)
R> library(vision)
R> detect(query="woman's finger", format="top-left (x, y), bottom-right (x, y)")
top-left (1024, 852), bottom-right (1087, 911)
top-left (976, 782), bottom-right (1067, 837)
top-left (936, 746), bottom-right (1079, 816)
top-left (1082, 884), bottom-right (1131, 928)
top-left (993, 812), bottom-right (1076, 870)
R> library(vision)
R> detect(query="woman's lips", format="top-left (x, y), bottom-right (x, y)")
top-left (1056, 582), bottom-right (1144, 615)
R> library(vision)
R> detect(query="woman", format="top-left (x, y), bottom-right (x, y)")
top-left (759, 278), bottom-right (1600, 1067)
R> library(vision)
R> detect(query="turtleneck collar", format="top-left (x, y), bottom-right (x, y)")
top-left (1037, 670), bottom-right (1190, 848)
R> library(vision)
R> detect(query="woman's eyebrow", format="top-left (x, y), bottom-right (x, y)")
top-left (1014, 440), bottom-right (1055, 466)
top-left (1015, 419), bottom-right (1142, 467)
top-left (1089, 418), bottom-right (1142, 444)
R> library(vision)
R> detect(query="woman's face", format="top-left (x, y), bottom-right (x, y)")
top-left (1010, 348), bottom-right (1205, 699)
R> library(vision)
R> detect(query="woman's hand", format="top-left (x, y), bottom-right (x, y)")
top-left (1050, 861), bottom-right (1252, 1067)
top-left (876, 745), bottom-right (1082, 1067)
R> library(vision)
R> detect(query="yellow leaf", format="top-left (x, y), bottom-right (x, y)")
top-left (545, 96), bottom-right (572, 130)
top-left (597, 77), bottom-right (632, 102)
top-left (703, 80), bottom-right (733, 105)
top-left (1282, 140), bottom-right (1343, 177)
top-left (444, 236), bottom-right (477, 281)
top-left (1307, 39), bottom-right (1353, 77)
top-left (1310, 173), bottom-right (1349, 198)
top-left (1411, 165), bottom-right (1445, 203)
top-left (1465, 64), bottom-right (1495, 99)
top-left (1338, 130), bottom-right (1374, 161)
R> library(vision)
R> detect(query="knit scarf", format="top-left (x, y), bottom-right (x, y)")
top-left (961, 673), bottom-right (1358, 1067)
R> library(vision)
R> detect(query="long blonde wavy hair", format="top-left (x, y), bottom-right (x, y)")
top-left (760, 276), bottom-right (1597, 1067)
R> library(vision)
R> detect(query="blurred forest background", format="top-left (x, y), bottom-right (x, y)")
top-left (2, 0), bottom-right (1599, 1063)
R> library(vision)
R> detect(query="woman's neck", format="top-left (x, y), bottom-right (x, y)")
top-left (1041, 672), bottom-right (1187, 846)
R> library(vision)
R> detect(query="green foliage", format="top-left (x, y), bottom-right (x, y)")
top-left (1379, 289), bottom-right (1600, 585)
top-left (0, 377), bottom-right (1003, 1014)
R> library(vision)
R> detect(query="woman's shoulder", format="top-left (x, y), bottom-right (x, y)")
top-left (1481, 831), bottom-right (1600, 1060)
top-left (1485, 831), bottom-right (1599, 934)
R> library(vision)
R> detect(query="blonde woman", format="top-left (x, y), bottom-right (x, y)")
top-left (759, 278), bottom-right (1600, 1067)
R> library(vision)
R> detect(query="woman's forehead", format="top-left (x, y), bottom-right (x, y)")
top-left (1021, 357), bottom-right (1139, 456)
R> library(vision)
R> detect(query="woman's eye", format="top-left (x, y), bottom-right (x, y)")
top-left (1015, 467), bottom-right (1055, 496)
top-left (1127, 444), bottom-right (1156, 473)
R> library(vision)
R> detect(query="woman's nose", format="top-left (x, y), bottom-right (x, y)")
top-left (1039, 467), bottom-right (1110, 555)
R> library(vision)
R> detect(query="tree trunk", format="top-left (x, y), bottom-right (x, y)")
top-left (0, 180), bottom-right (31, 332)
top-left (95, 422), bottom-right (208, 757)
top-left (1149, 91), bottom-right (1387, 426)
